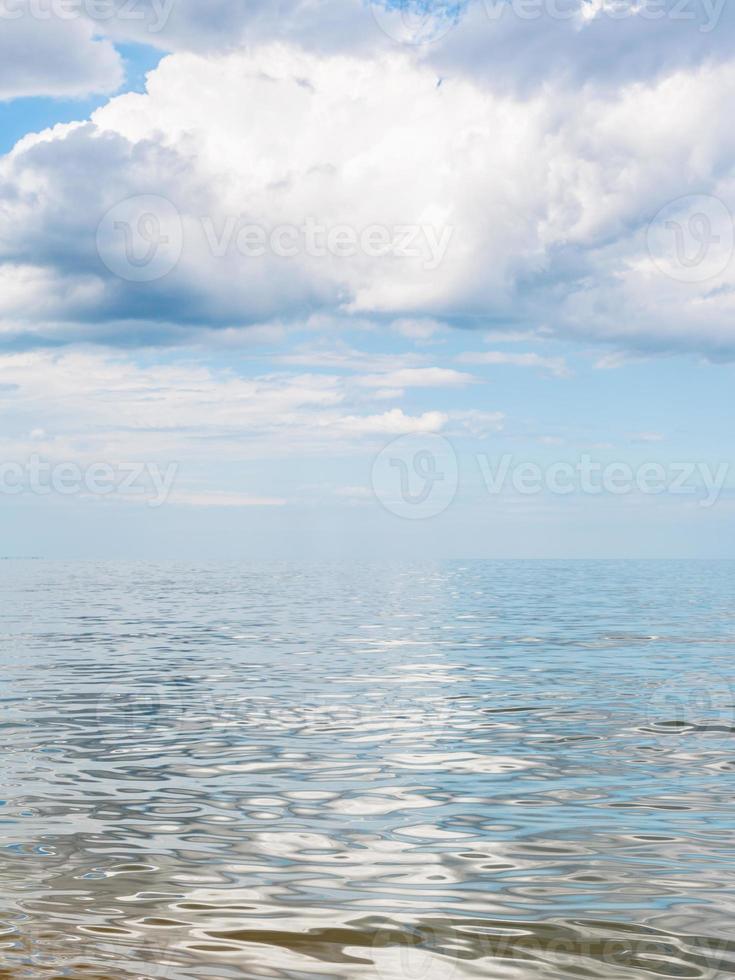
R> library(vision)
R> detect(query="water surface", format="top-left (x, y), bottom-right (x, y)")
top-left (1, 560), bottom-right (734, 978)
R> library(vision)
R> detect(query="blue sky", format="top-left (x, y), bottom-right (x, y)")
top-left (0, 44), bottom-right (162, 153)
top-left (0, 0), bottom-right (733, 558)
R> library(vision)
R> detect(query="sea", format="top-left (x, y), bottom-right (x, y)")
top-left (1, 559), bottom-right (734, 979)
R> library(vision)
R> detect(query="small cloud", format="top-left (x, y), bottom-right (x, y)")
top-left (194, 323), bottom-right (290, 348)
top-left (450, 410), bottom-right (505, 437)
top-left (357, 367), bottom-right (476, 389)
top-left (538, 435), bottom-right (564, 446)
top-left (169, 491), bottom-right (287, 507)
top-left (334, 409), bottom-right (447, 436)
top-left (392, 318), bottom-right (447, 342)
top-left (457, 351), bottom-right (571, 378)
top-left (594, 351), bottom-right (637, 370)
top-left (334, 485), bottom-right (373, 500)
top-left (630, 431), bottom-right (665, 443)
top-left (279, 345), bottom-right (424, 373)
top-left (482, 330), bottom-right (551, 344)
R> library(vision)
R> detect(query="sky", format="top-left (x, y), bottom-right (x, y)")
top-left (0, 0), bottom-right (733, 559)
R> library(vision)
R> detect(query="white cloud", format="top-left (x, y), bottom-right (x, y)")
top-left (93, 0), bottom-right (377, 56)
top-left (0, 349), bottom-right (452, 463)
top-left (391, 318), bottom-right (447, 342)
top-left (449, 410), bottom-right (505, 436)
top-left (2, 44), bottom-right (735, 356)
top-left (357, 367), bottom-right (476, 388)
top-left (429, 0), bottom-right (735, 91)
top-left (333, 408), bottom-right (448, 435)
top-left (457, 351), bottom-right (572, 377)
top-left (278, 346), bottom-right (426, 373)
top-left (167, 490), bottom-right (287, 507)
top-left (333, 484), bottom-right (374, 499)
top-left (0, 18), bottom-right (122, 100)
top-left (630, 431), bottom-right (665, 443)
top-left (593, 351), bottom-right (640, 370)
top-left (24, 0), bottom-right (735, 93)
top-left (4, 0), bottom-right (735, 101)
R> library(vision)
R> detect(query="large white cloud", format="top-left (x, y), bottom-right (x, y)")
top-left (50, 0), bottom-right (735, 89)
top-left (1, 44), bottom-right (735, 355)
top-left (4, 0), bottom-right (735, 99)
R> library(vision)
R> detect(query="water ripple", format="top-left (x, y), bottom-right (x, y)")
top-left (1, 559), bottom-right (734, 979)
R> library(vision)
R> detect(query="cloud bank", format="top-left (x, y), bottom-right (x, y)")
top-left (1, 40), bottom-right (735, 356)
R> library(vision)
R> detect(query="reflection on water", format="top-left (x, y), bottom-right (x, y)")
top-left (1, 560), bottom-right (735, 979)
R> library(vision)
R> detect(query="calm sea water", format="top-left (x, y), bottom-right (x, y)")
top-left (1, 560), bottom-right (735, 979)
